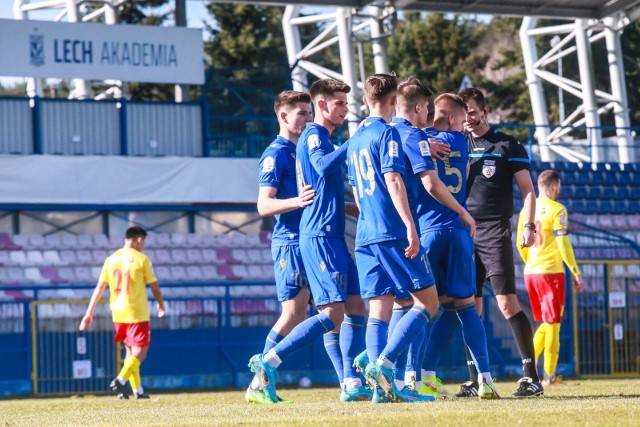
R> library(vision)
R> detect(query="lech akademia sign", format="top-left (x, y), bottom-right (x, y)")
top-left (0, 18), bottom-right (204, 85)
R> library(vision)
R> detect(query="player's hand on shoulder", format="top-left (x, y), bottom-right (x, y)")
top-left (297, 184), bottom-right (315, 208)
top-left (428, 138), bottom-right (451, 161)
top-left (573, 275), bottom-right (584, 292)
top-left (79, 314), bottom-right (92, 331)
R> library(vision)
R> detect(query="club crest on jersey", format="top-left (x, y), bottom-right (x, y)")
top-left (262, 156), bottom-right (275, 173)
top-left (482, 160), bottom-right (496, 178)
top-left (308, 134), bottom-right (320, 150)
top-left (319, 262), bottom-right (326, 272)
top-left (418, 140), bottom-right (431, 156)
top-left (388, 140), bottom-right (399, 158)
top-left (280, 259), bottom-right (287, 269)
top-left (560, 214), bottom-right (568, 226)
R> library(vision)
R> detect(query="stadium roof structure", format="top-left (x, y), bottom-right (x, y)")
top-left (227, 0), bottom-right (640, 20)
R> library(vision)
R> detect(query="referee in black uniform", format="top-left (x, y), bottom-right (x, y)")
top-left (457, 88), bottom-right (543, 397)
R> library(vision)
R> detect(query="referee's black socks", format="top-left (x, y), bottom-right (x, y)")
top-left (508, 310), bottom-right (540, 382)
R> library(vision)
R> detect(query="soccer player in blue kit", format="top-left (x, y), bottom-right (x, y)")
top-left (347, 73), bottom-right (439, 403)
top-left (388, 78), bottom-right (476, 396)
top-left (418, 93), bottom-right (500, 399)
top-left (250, 79), bottom-right (367, 403)
top-left (246, 91), bottom-right (316, 404)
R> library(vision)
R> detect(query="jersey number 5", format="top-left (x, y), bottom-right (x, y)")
top-left (350, 149), bottom-right (376, 198)
top-left (114, 269), bottom-right (131, 295)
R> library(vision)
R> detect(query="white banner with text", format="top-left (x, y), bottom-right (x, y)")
top-left (0, 18), bottom-right (204, 84)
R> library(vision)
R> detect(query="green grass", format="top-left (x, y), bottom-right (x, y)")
top-left (2, 378), bottom-right (640, 426)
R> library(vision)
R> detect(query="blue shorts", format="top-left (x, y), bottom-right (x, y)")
top-left (272, 243), bottom-right (309, 302)
top-left (355, 239), bottom-right (435, 300)
top-left (421, 228), bottom-right (476, 299)
top-left (300, 237), bottom-right (360, 306)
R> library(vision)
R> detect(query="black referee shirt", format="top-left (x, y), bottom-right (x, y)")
top-left (466, 127), bottom-right (531, 220)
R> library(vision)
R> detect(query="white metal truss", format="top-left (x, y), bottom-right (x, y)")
top-left (13, 0), bottom-right (126, 100)
top-left (520, 14), bottom-right (637, 163)
top-left (282, 4), bottom-right (394, 136)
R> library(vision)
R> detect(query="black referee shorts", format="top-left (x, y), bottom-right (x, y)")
top-left (474, 217), bottom-right (516, 297)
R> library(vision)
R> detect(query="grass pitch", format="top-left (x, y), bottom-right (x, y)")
top-left (1, 378), bottom-right (640, 426)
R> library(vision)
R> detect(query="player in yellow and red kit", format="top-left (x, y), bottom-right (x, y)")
top-left (80, 226), bottom-right (165, 399)
top-left (517, 170), bottom-right (583, 386)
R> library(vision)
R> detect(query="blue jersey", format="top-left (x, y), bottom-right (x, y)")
top-left (347, 117), bottom-right (406, 246)
top-left (420, 129), bottom-right (469, 231)
top-left (391, 118), bottom-right (436, 232)
top-left (258, 136), bottom-right (301, 244)
top-left (296, 123), bottom-right (348, 238)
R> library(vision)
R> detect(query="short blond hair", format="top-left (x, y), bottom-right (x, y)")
top-left (538, 170), bottom-right (561, 188)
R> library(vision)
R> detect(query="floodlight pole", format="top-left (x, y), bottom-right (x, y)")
top-left (336, 7), bottom-right (360, 135)
top-left (282, 5), bottom-right (308, 92)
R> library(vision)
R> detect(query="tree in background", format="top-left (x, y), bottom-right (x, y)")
top-left (387, 13), bottom-right (488, 94)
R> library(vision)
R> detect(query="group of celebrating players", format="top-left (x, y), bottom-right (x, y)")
top-left (246, 73), bottom-right (582, 404)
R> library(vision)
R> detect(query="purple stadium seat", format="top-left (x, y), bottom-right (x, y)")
top-left (43, 250), bottom-right (63, 265)
top-left (261, 249), bottom-right (273, 264)
top-left (186, 265), bottom-right (205, 282)
top-left (24, 267), bottom-right (50, 284)
top-left (200, 234), bottom-right (217, 248)
top-left (246, 233), bottom-right (264, 248)
top-left (202, 249), bottom-right (222, 264)
top-left (11, 235), bottom-right (29, 249)
top-left (28, 235), bottom-right (46, 249)
top-left (26, 250), bottom-right (45, 266)
top-left (77, 234), bottom-right (94, 248)
top-left (9, 251), bottom-right (28, 266)
top-left (217, 264), bottom-right (242, 281)
top-left (74, 267), bottom-right (93, 283)
top-left (7, 267), bottom-right (27, 284)
top-left (186, 249), bottom-right (205, 264)
top-left (261, 265), bottom-right (275, 281)
top-left (201, 265), bottom-right (223, 281)
top-left (171, 249), bottom-right (188, 264)
top-left (259, 231), bottom-right (272, 246)
top-left (186, 233), bottom-right (204, 247)
top-left (44, 234), bottom-right (62, 249)
top-left (247, 265), bottom-right (265, 280)
top-left (60, 234), bottom-right (78, 248)
top-left (171, 233), bottom-right (188, 247)
top-left (230, 233), bottom-right (248, 248)
top-left (154, 265), bottom-right (172, 282)
top-left (76, 250), bottom-right (93, 265)
top-left (217, 247), bottom-right (241, 265)
top-left (154, 233), bottom-right (172, 248)
top-left (231, 264), bottom-right (250, 279)
top-left (231, 249), bottom-right (249, 264)
top-left (155, 249), bottom-right (172, 265)
top-left (0, 233), bottom-right (21, 250)
top-left (170, 266), bottom-right (188, 282)
top-left (629, 215), bottom-right (640, 230)
top-left (246, 249), bottom-right (263, 264)
top-left (0, 267), bottom-right (10, 284)
top-left (57, 267), bottom-right (77, 283)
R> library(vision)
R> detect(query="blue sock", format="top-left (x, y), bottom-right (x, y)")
top-left (381, 306), bottom-right (431, 363)
top-left (423, 303), bottom-right (459, 371)
top-left (340, 315), bottom-right (366, 379)
top-left (323, 332), bottom-right (344, 384)
top-left (457, 303), bottom-right (490, 373)
top-left (389, 305), bottom-right (411, 380)
top-left (263, 329), bottom-right (285, 354)
top-left (366, 317), bottom-right (389, 362)
top-left (406, 325), bottom-right (425, 374)
top-left (273, 312), bottom-right (335, 362)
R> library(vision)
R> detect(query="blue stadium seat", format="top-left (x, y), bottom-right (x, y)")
top-left (632, 173), bottom-right (640, 185)
top-left (538, 161), bottom-right (552, 171)
top-left (602, 186), bottom-right (616, 199)
top-left (614, 200), bottom-right (627, 213)
top-left (588, 186), bottom-right (603, 199)
top-left (592, 163), bottom-right (607, 172)
top-left (607, 163), bottom-right (622, 172)
top-left (577, 172), bottom-right (592, 185)
top-left (630, 186), bottom-right (640, 199)
top-left (573, 185), bottom-right (588, 198)
top-left (589, 171), bottom-right (604, 185)
top-left (629, 199), bottom-right (640, 212)
top-left (561, 171), bottom-right (578, 184)
top-left (600, 199), bottom-right (614, 213)
top-left (618, 172), bottom-right (631, 185)
top-left (562, 161), bottom-right (580, 172)
top-left (585, 200), bottom-right (599, 213)
top-left (604, 172), bottom-right (618, 185)
top-left (571, 199), bottom-right (586, 213)
top-left (530, 160), bottom-right (541, 171)
top-left (616, 186), bottom-right (630, 199)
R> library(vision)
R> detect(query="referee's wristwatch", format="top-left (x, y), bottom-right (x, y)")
top-left (524, 222), bottom-right (536, 233)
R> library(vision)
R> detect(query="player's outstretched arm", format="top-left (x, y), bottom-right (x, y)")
top-left (384, 172), bottom-right (419, 259)
top-left (257, 185), bottom-right (315, 217)
top-left (309, 141), bottom-right (349, 177)
top-left (515, 169), bottom-right (536, 248)
top-left (148, 281), bottom-right (166, 318)
top-left (420, 170), bottom-right (476, 239)
top-left (79, 281), bottom-right (108, 331)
